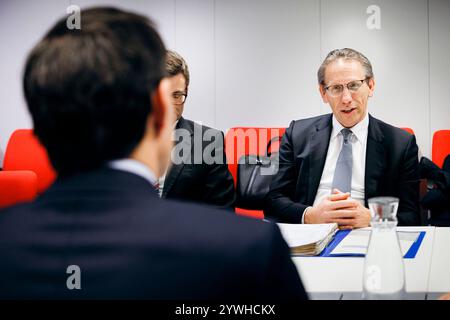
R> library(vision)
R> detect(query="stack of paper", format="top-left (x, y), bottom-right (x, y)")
top-left (277, 223), bottom-right (338, 256)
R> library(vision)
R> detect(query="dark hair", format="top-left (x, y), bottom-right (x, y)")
top-left (23, 7), bottom-right (166, 176)
top-left (165, 50), bottom-right (190, 87)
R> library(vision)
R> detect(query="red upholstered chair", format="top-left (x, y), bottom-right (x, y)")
top-left (432, 130), bottom-right (450, 168)
top-left (0, 170), bottom-right (38, 208)
top-left (3, 129), bottom-right (56, 193)
top-left (225, 127), bottom-right (286, 219)
top-left (401, 127), bottom-right (415, 135)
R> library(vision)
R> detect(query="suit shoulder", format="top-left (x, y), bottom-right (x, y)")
top-left (182, 118), bottom-right (223, 135)
top-left (160, 199), bottom-right (280, 248)
top-left (184, 118), bottom-right (221, 132)
top-left (372, 116), bottom-right (413, 141)
top-left (0, 202), bottom-right (34, 233)
top-left (288, 113), bottom-right (332, 133)
top-left (0, 202), bottom-right (33, 216)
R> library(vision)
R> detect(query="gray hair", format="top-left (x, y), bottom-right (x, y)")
top-left (317, 48), bottom-right (374, 85)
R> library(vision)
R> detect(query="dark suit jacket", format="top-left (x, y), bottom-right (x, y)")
top-left (264, 114), bottom-right (420, 226)
top-left (163, 117), bottom-right (235, 209)
top-left (0, 168), bottom-right (306, 299)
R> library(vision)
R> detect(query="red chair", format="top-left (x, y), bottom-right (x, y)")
top-left (3, 129), bottom-right (56, 193)
top-left (225, 127), bottom-right (286, 219)
top-left (0, 170), bottom-right (38, 208)
top-left (432, 130), bottom-right (450, 168)
top-left (401, 127), bottom-right (415, 135)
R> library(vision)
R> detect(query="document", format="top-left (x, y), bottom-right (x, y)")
top-left (277, 223), bottom-right (338, 256)
top-left (330, 228), bottom-right (420, 256)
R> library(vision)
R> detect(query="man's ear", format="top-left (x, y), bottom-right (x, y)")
top-left (319, 84), bottom-right (329, 103)
top-left (150, 78), bottom-right (171, 137)
top-left (368, 78), bottom-right (375, 97)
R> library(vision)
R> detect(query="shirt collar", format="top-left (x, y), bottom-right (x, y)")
top-left (108, 159), bottom-right (158, 186)
top-left (331, 112), bottom-right (369, 142)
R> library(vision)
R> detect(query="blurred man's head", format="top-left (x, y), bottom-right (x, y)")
top-left (165, 50), bottom-right (189, 120)
top-left (23, 7), bottom-right (173, 177)
top-left (318, 48), bottom-right (375, 128)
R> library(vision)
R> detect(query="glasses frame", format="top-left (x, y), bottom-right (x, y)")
top-left (324, 78), bottom-right (370, 97)
top-left (171, 91), bottom-right (188, 105)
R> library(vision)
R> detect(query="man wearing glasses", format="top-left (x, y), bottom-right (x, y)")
top-left (265, 48), bottom-right (420, 227)
top-left (160, 50), bottom-right (235, 209)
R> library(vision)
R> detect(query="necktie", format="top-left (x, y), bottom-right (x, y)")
top-left (152, 181), bottom-right (160, 193)
top-left (331, 128), bottom-right (353, 193)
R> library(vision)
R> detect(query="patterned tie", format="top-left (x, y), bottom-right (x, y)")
top-left (152, 181), bottom-right (160, 194)
top-left (331, 128), bottom-right (353, 193)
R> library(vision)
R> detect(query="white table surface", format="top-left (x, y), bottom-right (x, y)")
top-left (290, 226), bottom-right (436, 293)
top-left (427, 227), bottom-right (450, 293)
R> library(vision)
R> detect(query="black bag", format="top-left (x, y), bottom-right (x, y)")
top-left (235, 136), bottom-right (281, 210)
top-left (420, 155), bottom-right (450, 226)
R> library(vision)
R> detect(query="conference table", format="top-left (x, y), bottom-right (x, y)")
top-left (289, 226), bottom-right (450, 300)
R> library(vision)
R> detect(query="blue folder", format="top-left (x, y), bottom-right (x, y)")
top-left (318, 229), bottom-right (426, 259)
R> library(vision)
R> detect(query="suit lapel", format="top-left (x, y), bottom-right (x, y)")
top-left (307, 115), bottom-right (332, 204)
top-left (364, 115), bottom-right (386, 205)
top-left (162, 117), bottom-right (192, 198)
top-left (162, 164), bottom-right (183, 198)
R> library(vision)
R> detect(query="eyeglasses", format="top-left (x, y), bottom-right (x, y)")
top-left (172, 92), bottom-right (187, 105)
top-left (324, 79), bottom-right (368, 97)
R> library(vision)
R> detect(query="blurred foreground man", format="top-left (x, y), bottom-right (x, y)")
top-left (265, 48), bottom-right (420, 227)
top-left (0, 7), bottom-right (306, 299)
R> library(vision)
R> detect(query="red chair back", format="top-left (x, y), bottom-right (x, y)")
top-left (401, 127), bottom-right (415, 135)
top-left (0, 171), bottom-right (38, 208)
top-left (225, 127), bottom-right (286, 185)
top-left (3, 129), bottom-right (56, 193)
top-left (225, 127), bottom-right (286, 219)
top-left (432, 130), bottom-right (450, 168)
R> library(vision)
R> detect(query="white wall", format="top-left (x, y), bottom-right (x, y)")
top-left (321, 0), bottom-right (430, 157)
top-left (1, 0), bottom-right (450, 166)
top-left (430, 0), bottom-right (450, 144)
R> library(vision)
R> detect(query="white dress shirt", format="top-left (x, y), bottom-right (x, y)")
top-left (108, 159), bottom-right (158, 187)
top-left (302, 112), bottom-right (369, 223)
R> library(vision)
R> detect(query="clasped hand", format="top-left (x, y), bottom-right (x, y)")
top-left (304, 189), bottom-right (371, 229)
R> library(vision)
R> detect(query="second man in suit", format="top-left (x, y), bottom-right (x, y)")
top-left (160, 50), bottom-right (236, 209)
top-left (265, 48), bottom-right (420, 227)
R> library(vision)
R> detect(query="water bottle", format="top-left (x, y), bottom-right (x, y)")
top-left (362, 197), bottom-right (406, 300)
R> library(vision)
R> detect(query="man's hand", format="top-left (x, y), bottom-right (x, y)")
top-left (438, 292), bottom-right (450, 300)
top-left (304, 192), bottom-right (355, 224)
top-left (331, 201), bottom-right (371, 230)
top-left (304, 190), bottom-right (371, 229)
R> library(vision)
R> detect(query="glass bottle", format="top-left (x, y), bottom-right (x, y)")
top-left (362, 197), bottom-right (406, 300)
